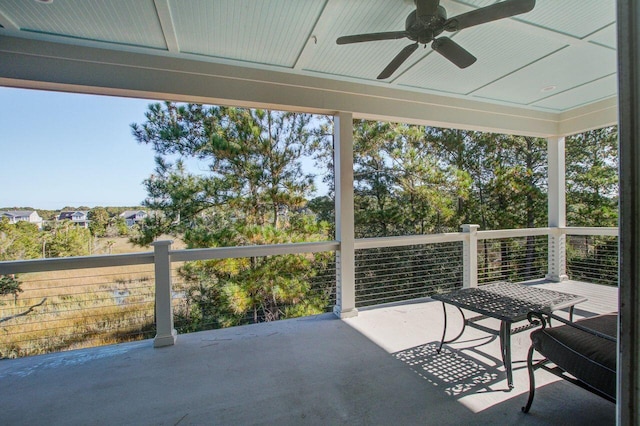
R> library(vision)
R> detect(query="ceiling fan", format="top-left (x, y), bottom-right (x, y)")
top-left (336, 0), bottom-right (536, 80)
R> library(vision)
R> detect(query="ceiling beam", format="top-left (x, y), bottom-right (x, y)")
top-left (154, 0), bottom-right (180, 53)
top-left (557, 96), bottom-right (618, 136)
top-left (0, 8), bottom-right (19, 31)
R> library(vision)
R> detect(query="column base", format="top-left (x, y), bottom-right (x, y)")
top-left (153, 329), bottom-right (177, 348)
top-left (545, 274), bottom-right (569, 283)
top-left (333, 306), bottom-right (359, 319)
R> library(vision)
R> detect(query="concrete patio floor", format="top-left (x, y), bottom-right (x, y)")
top-left (0, 280), bottom-right (618, 425)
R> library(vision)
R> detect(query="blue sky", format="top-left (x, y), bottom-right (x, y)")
top-left (0, 87), bottom-right (159, 210)
top-left (0, 87), bottom-right (326, 210)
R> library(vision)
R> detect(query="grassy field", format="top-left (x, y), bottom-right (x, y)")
top-left (0, 237), bottom-right (185, 358)
top-left (92, 235), bottom-right (186, 255)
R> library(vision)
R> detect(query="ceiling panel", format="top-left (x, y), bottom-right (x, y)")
top-left (303, 0), bottom-right (415, 79)
top-left (169, 0), bottom-right (326, 67)
top-left (472, 43), bottom-right (617, 105)
top-left (323, 0), bottom-right (415, 37)
top-left (0, 0), bottom-right (166, 49)
top-left (589, 24), bottom-right (617, 50)
top-left (307, 39), bottom-right (417, 80)
top-left (396, 18), bottom-right (565, 95)
top-left (457, 0), bottom-right (616, 39)
top-left (532, 74), bottom-right (617, 111)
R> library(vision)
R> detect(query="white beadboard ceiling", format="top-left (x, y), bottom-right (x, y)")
top-left (0, 0), bottom-right (617, 114)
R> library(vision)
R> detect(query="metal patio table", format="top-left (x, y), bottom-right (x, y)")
top-left (431, 282), bottom-right (587, 389)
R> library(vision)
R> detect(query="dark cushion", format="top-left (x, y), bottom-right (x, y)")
top-left (530, 313), bottom-right (617, 400)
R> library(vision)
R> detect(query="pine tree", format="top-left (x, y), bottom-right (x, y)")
top-left (131, 103), bottom-right (333, 328)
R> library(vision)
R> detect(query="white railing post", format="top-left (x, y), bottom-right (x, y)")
top-left (546, 228), bottom-right (568, 282)
top-left (547, 137), bottom-right (568, 282)
top-left (462, 224), bottom-right (479, 288)
top-left (333, 111), bottom-right (358, 319)
top-left (152, 240), bottom-right (177, 347)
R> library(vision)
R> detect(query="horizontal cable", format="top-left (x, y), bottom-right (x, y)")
top-left (566, 235), bottom-right (618, 285)
top-left (356, 248), bottom-right (461, 306)
top-left (356, 268), bottom-right (461, 288)
top-left (2, 304), bottom-right (155, 330)
top-left (5, 324), bottom-right (156, 345)
top-left (18, 267), bottom-right (154, 283)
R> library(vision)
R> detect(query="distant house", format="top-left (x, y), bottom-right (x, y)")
top-left (58, 211), bottom-right (90, 228)
top-left (0, 210), bottom-right (43, 229)
top-left (119, 210), bottom-right (147, 227)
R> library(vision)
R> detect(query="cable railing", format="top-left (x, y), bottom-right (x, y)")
top-left (565, 228), bottom-right (618, 287)
top-left (354, 233), bottom-right (466, 307)
top-left (477, 234), bottom-right (548, 285)
top-left (0, 226), bottom-right (618, 358)
top-left (170, 251), bottom-right (336, 333)
top-left (0, 242), bottom-right (338, 358)
top-left (355, 241), bottom-right (463, 307)
top-left (0, 264), bottom-right (155, 358)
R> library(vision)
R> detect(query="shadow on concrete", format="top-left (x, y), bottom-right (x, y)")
top-left (393, 342), bottom-right (503, 396)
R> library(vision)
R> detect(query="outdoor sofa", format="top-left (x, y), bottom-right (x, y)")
top-left (521, 311), bottom-right (617, 413)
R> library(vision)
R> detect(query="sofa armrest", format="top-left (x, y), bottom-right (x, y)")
top-left (527, 310), bottom-right (617, 342)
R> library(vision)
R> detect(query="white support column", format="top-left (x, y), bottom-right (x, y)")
top-left (333, 111), bottom-right (358, 319)
top-left (546, 137), bottom-right (568, 282)
top-left (462, 224), bottom-right (479, 288)
top-left (152, 240), bottom-right (177, 347)
top-left (617, 1), bottom-right (640, 423)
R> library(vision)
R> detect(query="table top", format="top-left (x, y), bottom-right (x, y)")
top-left (431, 282), bottom-right (587, 322)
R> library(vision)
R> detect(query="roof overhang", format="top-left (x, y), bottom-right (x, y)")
top-left (0, 35), bottom-right (617, 138)
top-left (0, 0), bottom-right (619, 137)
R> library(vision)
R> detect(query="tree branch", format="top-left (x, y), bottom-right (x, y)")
top-left (0, 298), bottom-right (47, 324)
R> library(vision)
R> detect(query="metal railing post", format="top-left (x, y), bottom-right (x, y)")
top-left (462, 224), bottom-right (479, 288)
top-left (152, 240), bottom-right (177, 347)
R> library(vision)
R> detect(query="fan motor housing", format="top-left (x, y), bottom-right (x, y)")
top-left (406, 5), bottom-right (446, 44)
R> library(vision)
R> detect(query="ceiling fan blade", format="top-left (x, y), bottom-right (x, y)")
top-left (444, 0), bottom-right (535, 32)
top-left (415, 0), bottom-right (440, 21)
top-left (377, 43), bottom-right (419, 80)
top-left (431, 37), bottom-right (477, 68)
top-left (337, 31), bottom-right (408, 45)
